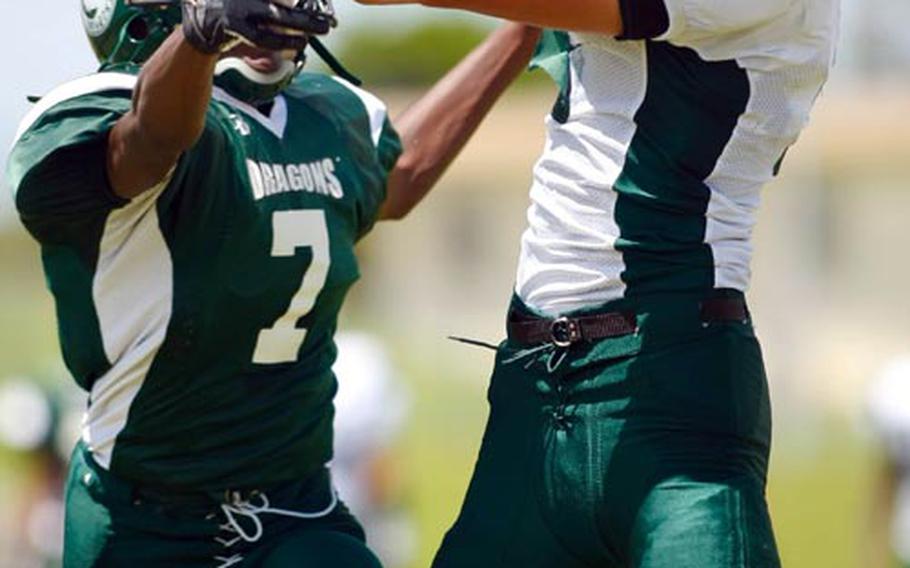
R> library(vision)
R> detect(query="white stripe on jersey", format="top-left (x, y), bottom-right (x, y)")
top-left (12, 73), bottom-right (137, 148)
top-left (84, 175), bottom-right (173, 469)
top-left (212, 87), bottom-right (289, 139)
top-left (515, 40), bottom-right (647, 315)
top-left (704, 60), bottom-right (828, 290)
top-left (330, 77), bottom-right (389, 147)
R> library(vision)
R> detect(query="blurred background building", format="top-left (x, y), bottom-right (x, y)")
top-left (1, 1), bottom-right (910, 566)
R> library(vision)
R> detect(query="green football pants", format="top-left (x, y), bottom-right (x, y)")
top-left (433, 291), bottom-right (780, 568)
top-left (63, 443), bottom-right (381, 567)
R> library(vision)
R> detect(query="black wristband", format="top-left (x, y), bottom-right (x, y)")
top-left (617, 0), bottom-right (671, 40)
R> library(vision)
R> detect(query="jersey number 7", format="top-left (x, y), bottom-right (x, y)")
top-left (252, 210), bottom-right (331, 365)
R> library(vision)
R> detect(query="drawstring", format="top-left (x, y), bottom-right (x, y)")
top-left (213, 488), bottom-right (339, 566)
top-left (447, 336), bottom-right (500, 351)
top-left (220, 490), bottom-right (339, 543)
top-left (503, 342), bottom-right (553, 367)
top-left (452, 330), bottom-right (574, 428)
top-left (503, 341), bottom-right (572, 428)
top-left (448, 335), bottom-right (569, 373)
top-left (546, 348), bottom-right (568, 373)
top-left (503, 343), bottom-right (561, 373)
top-left (214, 554), bottom-right (244, 568)
top-left (502, 342), bottom-right (569, 374)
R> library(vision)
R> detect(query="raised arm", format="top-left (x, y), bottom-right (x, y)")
top-left (107, 32), bottom-right (219, 199)
top-left (356, 0), bottom-right (624, 36)
top-left (107, 0), bottom-right (326, 199)
top-left (379, 23), bottom-right (541, 220)
top-left (358, 0), bottom-right (797, 41)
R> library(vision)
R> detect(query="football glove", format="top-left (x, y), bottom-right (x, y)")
top-left (181, 0), bottom-right (337, 54)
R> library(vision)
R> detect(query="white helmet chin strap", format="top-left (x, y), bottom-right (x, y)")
top-left (214, 58), bottom-right (299, 86)
top-left (211, 41), bottom-right (361, 104)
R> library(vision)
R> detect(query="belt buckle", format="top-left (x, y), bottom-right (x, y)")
top-left (550, 317), bottom-right (580, 348)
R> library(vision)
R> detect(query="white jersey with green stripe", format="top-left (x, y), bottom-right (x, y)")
top-left (517, 0), bottom-right (841, 316)
top-left (6, 68), bottom-right (401, 490)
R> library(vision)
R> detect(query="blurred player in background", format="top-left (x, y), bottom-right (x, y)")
top-left (867, 357), bottom-right (910, 568)
top-left (332, 332), bottom-right (415, 568)
top-left (357, 0), bottom-right (840, 566)
top-left (5, 0), bottom-right (539, 565)
top-left (0, 379), bottom-right (83, 568)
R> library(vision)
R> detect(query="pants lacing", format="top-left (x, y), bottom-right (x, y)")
top-left (212, 487), bottom-right (339, 567)
top-left (503, 342), bottom-right (568, 374)
top-left (448, 335), bottom-right (568, 373)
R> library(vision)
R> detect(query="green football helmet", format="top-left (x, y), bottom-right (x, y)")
top-left (79, 0), bottom-right (347, 104)
top-left (81, 0), bottom-right (182, 66)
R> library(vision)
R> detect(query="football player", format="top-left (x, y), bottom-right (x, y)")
top-left (355, 0), bottom-right (841, 566)
top-left (867, 358), bottom-right (910, 568)
top-left (5, 1), bottom-right (539, 566)
top-left (332, 332), bottom-right (415, 568)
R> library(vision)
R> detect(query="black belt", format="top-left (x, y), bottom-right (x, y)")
top-left (508, 296), bottom-right (749, 347)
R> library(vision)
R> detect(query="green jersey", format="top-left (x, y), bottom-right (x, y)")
top-left (6, 69), bottom-right (402, 490)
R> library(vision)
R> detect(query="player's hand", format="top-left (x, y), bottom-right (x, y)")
top-left (181, 0), bottom-right (338, 54)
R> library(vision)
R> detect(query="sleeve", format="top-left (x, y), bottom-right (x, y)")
top-left (619, 0), bottom-right (791, 42)
top-left (376, 116), bottom-right (403, 182)
top-left (358, 115), bottom-right (401, 239)
top-left (329, 77), bottom-right (403, 238)
top-left (529, 31), bottom-right (574, 123)
top-left (7, 93), bottom-right (132, 245)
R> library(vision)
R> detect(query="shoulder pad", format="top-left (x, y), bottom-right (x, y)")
top-left (14, 72), bottom-right (137, 146)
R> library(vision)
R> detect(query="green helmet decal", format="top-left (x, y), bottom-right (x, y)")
top-left (82, 0), bottom-right (181, 66)
top-left (81, 0), bottom-right (117, 38)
